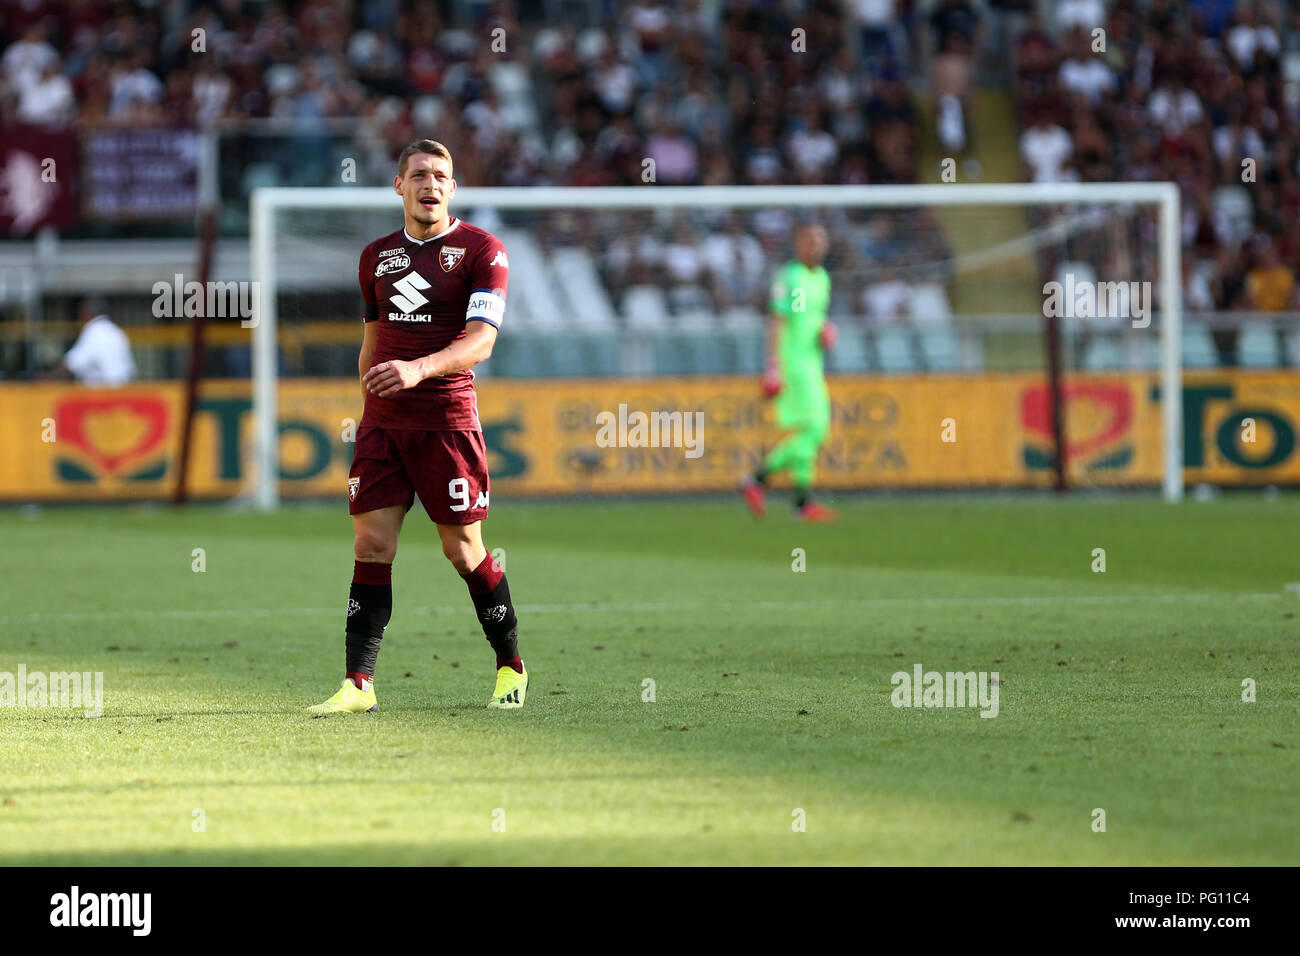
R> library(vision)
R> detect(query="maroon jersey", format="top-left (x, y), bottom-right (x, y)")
top-left (357, 217), bottom-right (508, 430)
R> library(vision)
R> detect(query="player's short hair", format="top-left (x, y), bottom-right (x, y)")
top-left (398, 139), bottom-right (453, 177)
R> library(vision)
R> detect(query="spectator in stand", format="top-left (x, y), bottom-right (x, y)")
top-left (787, 106), bottom-right (839, 184)
top-left (2, 21), bottom-right (58, 91)
top-left (107, 49), bottom-right (164, 121)
top-left (645, 116), bottom-right (699, 185)
top-left (703, 213), bottom-right (765, 311)
top-left (1247, 241), bottom-right (1297, 312)
top-left (927, 0), bottom-right (982, 170)
top-left (1056, 0), bottom-right (1107, 37)
top-left (1058, 27), bottom-right (1116, 108)
top-left (1020, 111), bottom-right (1074, 183)
top-left (1241, 239), bottom-right (1297, 365)
top-left (1014, 10), bottom-right (1060, 121)
top-left (1226, 3), bottom-right (1280, 73)
top-left (1147, 73), bottom-right (1205, 139)
top-left (17, 59), bottom-right (75, 126)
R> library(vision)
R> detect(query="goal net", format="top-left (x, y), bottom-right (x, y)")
top-left (249, 184), bottom-right (1182, 508)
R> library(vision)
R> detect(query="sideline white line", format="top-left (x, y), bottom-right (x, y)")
top-left (0, 592), bottom-right (1284, 624)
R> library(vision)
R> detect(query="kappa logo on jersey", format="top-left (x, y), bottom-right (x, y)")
top-left (348, 476), bottom-right (360, 500)
top-left (490, 249), bottom-right (508, 268)
top-left (377, 247), bottom-right (405, 258)
top-left (440, 246), bottom-right (467, 272)
top-left (375, 253), bottom-right (410, 277)
top-left (390, 271), bottom-right (432, 312)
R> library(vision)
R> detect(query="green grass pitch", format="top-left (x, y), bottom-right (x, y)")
top-left (1, 494), bottom-right (1296, 866)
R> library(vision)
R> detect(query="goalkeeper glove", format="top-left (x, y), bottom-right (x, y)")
top-left (761, 359), bottom-right (782, 399)
top-left (820, 321), bottom-right (838, 352)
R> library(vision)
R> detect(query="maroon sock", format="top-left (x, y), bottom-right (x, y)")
top-left (353, 560), bottom-right (391, 586)
top-left (460, 552), bottom-right (503, 595)
top-left (345, 671), bottom-right (372, 689)
top-left (497, 655), bottom-right (523, 674)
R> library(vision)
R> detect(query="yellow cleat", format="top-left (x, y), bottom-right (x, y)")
top-left (487, 664), bottom-right (528, 710)
top-left (306, 678), bottom-right (378, 717)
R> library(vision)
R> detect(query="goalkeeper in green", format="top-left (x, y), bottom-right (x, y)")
top-left (741, 222), bottom-right (839, 522)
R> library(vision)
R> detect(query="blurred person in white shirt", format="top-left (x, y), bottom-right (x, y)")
top-left (1020, 111), bottom-right (1075, 183)
top-left (46, 297), bottom-right (136, 386)
top-left (1, 22), bottom-right (58, 90)
top-left (16, 60), bottom-right (74, 127)
top-left (1056, 0), bottom-right (1107, 36)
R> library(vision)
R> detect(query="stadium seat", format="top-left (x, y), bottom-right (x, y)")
top-left (872, 326), bottom-right (918, 372)
top-left (674, 310), bottom-right (716, 332)
top-left (667, 284), bottom-right (711, 315)
top-left (827, 325), bottom-right (869, 373)
top-left (499, 229), bottom-right (564, 329)
top-left (1079, 334), bottom-right (1123, 371)
top-left (1239, 320), bottom-right (1281, 368)
top-left (909, 283), bottom-right (953, 324)
top-left (651, 334), bottom-right (692, 375)
top-left (623, 285), bottom-right (671, 331)
top-left (720, 306), bottom-right (762, 330)
top-left (1182, 321), bottom-right (1218, 368)
top-left (919, 326), bottom-right (962, 370)
top-left (551, 248), bottom-right (618, 330)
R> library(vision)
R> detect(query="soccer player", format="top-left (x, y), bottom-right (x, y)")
top-left (741, 222), bottom-right (839, 522)
top-left (307, 139), bottom-right (527, 715)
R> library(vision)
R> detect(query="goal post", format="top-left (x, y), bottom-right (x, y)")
top-left (249, 182), bottom-right (1183, 509)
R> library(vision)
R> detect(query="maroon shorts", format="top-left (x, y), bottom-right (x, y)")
top-left (348, 426), bottom-right (490, 525)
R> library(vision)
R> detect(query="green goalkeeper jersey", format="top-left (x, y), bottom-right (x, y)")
top-left (769, 260), bottom-right (832, 378)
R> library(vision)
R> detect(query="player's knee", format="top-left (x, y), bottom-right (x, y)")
top-left (441, 538), bottom-right (477, 574)
top-left (354, 529), bottom-right (396, 563)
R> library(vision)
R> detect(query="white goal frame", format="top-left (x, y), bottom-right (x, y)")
top-left (250, 183), bottom-right (1183, 508)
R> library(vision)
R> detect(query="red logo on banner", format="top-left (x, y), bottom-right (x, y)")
top-left (52, 395), bottom-right (169, 476)
top-left (1021, 383), bottom-right (1133, 469)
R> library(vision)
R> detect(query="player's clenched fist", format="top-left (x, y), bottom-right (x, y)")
top-left (364, 359), bottom-right (426, 397)
top-left (761, 358), bottom-right (782, 399)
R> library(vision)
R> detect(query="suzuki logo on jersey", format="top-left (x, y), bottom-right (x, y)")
top-left (476, 490), bottom-right (489, 508)
top-left (390, 271), bottom-right (431, 312)
top-left (490, 249), bottom-right (508, 268)
top-left (440, 246), bottom-right (467, 272)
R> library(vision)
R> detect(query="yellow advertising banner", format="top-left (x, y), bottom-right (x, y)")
top-left (0, 371), bottom-right (1296, 501)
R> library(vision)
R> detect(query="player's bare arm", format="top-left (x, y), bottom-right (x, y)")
top-left (358, 320), bottom-right (378, 401)
top-left (362, 322), bottom-right (497, 397)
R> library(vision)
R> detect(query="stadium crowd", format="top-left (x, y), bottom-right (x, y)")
top-left (1, 0), bottom-right (1297, 362)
